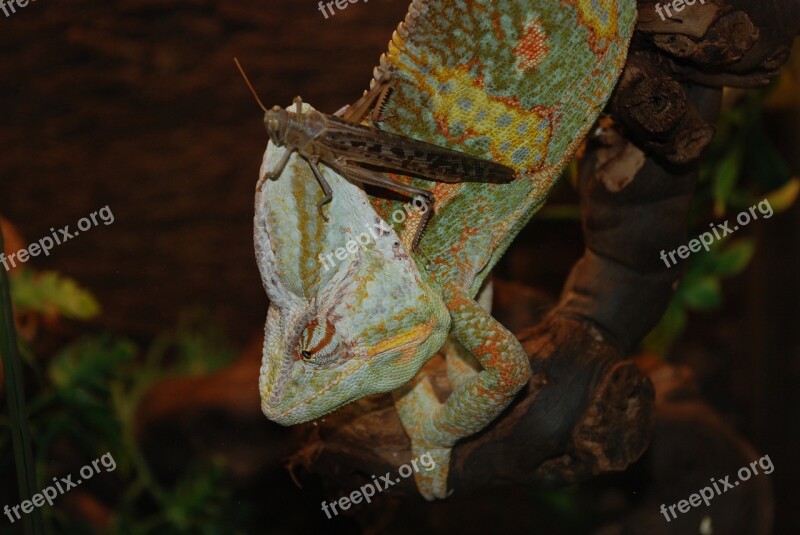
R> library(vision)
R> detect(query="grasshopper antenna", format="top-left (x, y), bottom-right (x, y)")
top-left (234, 57), bottom-right (268, 113)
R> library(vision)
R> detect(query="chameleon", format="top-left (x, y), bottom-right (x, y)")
top-left (255, 0), bottom-right (636, 500)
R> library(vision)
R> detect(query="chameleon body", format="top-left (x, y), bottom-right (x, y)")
top-left (256, 0), bottom-right (635, 500)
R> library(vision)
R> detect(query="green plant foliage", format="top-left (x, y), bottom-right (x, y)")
top-left (643, 238), bottom-right (757, 356)
top-left (1, 272), bottom-right (247, 534)
top-left (712, 149), bottom-right (743, 218)
top-left (700, 89), bottom-right (796, 216)
top-left (642, 300), bottom-right (688, 357)
top-left (763, 177), bottom-right (800, 213)
top-left (0, 231), bottom-right (45, 534)
top-left (643, 81), bottom-right (797, 358)
top-left (10, 270), bottom-right (100, 320)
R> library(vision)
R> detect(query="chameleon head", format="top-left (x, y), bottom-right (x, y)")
top-left (263, 105), bottom-right (288, 146)
top-left (259, 270), bottom-right (452, 425)
top-left (256, 214), bottom-right (451, 425)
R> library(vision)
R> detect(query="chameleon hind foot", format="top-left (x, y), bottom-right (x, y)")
top-left (393, 377), bottom-right (453, 500)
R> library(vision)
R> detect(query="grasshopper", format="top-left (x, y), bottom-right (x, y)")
top-left (235, 59), bottom-right (516, 247)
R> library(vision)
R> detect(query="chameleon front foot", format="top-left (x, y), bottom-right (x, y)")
top-left (393, 378), bottom-right (453, 500)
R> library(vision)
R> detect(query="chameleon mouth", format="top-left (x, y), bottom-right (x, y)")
top-left (261, 352), bottom-right (293, 412)
top-left (260, 301), bottom-right (321, 418)
top-left (260, 357), bottom-right (372, 426)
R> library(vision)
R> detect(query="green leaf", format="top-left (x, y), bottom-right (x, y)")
top-left (713, 239), bottom-right (756, 277)
top-left (678, 275), bottom-right (722, 311)
top-left (159, 310), bottom-right (236, 375)
top-left (712, 150), bottom-right (741, 217)
top-left (0, 227), bottom-right (45, 533)
top-left (741, 117), bottom-right (793, 192)
top-left (763, 177), bottom-right (800, 213)
top-left (162, 461), bottom-right (230, 531)
top-left (49, 336), bottom-right (136, 393)
top-left (684, 247), bottom-right (717, 277)
top-left (10, 270), bottom-right (100, 320)
top-left (642, 300), bottom-right (688, 357)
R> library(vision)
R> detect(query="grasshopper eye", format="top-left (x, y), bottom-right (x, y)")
top-left (264, 111), bottom-right (286, 146)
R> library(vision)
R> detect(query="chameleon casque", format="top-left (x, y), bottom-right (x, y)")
top-left (255, 0), bottom-right (636, 500)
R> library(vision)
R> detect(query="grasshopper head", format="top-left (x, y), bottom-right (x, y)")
top-left (263, 106), bottom-right (288, 146)
top-left (233, 58), bottom-right (289, 147)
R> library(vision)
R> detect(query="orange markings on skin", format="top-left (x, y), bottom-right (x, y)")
top-left (445, 226), bottom-right (482, 274)
top-left (309, 318), bottom-right (336, 354)
top-left (473, 383), bottom-right (505, 403)
top-left (514, 20), bottom-right (550, 71)
top-left (433, 113), bottom-right (486, 150)
top-left (491, 10), bottom-right (508, 44)
top-left (561, 0), bottom-right (620, 56)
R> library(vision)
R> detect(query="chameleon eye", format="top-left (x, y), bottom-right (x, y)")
top-left (301, 350), bottom-right (313, 361)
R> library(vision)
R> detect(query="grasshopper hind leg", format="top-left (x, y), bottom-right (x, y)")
top-left (333, 162), bottom-right (434, 250)
top-left (305, 156), bottom-right (333, 222)
top-left (336, 79), bottom-right (393, 127)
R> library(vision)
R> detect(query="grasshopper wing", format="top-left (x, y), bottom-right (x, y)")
top-left (322, 114), bottom-right (516, 184)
